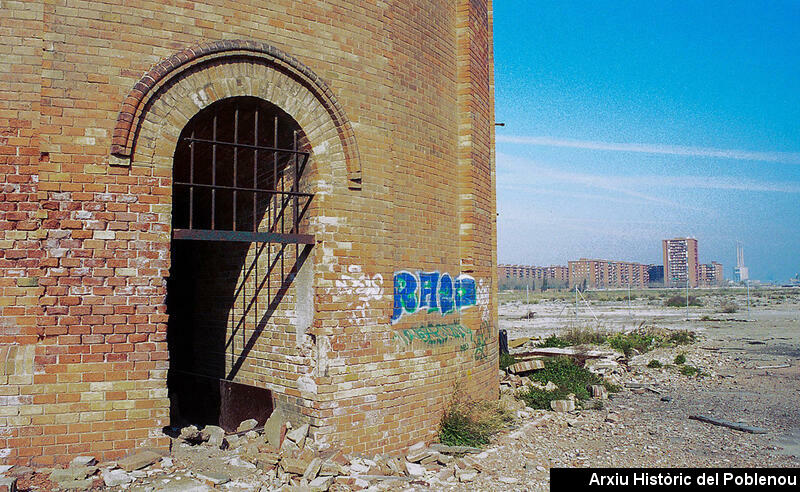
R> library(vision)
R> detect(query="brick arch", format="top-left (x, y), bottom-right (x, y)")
top-left (110, 40), bottom-right (361, 189)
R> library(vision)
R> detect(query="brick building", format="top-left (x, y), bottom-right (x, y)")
top-left (568, 258), bottom-right (649, 289)
top-left (498, 264), bottom-right (568, 288)
top-left (1, 0), bottom-right (498, 466)
top-left (663, 237), bottom-right (699, 287)
top-left (698, 261), bottom-right (724, 287)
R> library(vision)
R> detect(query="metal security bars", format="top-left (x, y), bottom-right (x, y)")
top-left (172, 98), bottom-right (314, 245)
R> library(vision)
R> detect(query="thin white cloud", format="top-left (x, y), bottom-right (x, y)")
top-left (496, 152), bottom-right (800, 196)
top-left (497, 135), bottom-right (800, 165)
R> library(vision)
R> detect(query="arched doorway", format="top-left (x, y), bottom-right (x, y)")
top-left (166, 96), bottom-right (315, 431)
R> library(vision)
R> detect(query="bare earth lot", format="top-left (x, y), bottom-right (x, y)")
top-left (7, 288), bottom-right (799, 491)
top-left (468, 287), bottom-right (800, 490)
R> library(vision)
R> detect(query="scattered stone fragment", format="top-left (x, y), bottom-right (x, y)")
top-left (420, 452), bottom-right (441, 465)
top-left (102, 469), bottom-right (132, 487)
top-left (200, 425), bottom-right (225, 448)
top-left (406, 447), bottom-right (432, 463)
top-left (69, 456), bottom-right (97, 468)
top-left (605, 412), bottom-right (621, 423)
top-left (179, 425), bottom-right (203, 443)
top-left (263, 410), bottom-right (287, 449)
top-left (303, 457), bottom-right (322, 481)
top-left (550, 399), bottom-right (575, 412)
top-left (280, 436), bottom-right (300, 454)
top-left (661, 396), bottom-right (672, 402)
top-left (545, 381), bottom-right (559, 392)
top-left (437, 467), bottom-right (454, 481)
top-left (52, 478), bottom-right (94, 491)
top-left (589, 385), bottom-right (609, 399)
top-left (286, 423), bottom-right (309, 449)
top-left (118, 449), bottom-right (163, 471)
top-left (309, 475), bottom-right (335, 491)
top-left (429, 444), bottom-right (483, 455)
top-left (237, 418), bottom-right (258, 433)
top-left (195, 470), bottom-right (231, 485)
top-left (227, 457), bottom-right (257, 470)
top-left (404, 461), bottom-right (425, 477)
top-left (224, 434), bottom-right (240, 450)
top-left (456, 469), bottom-right (478, 482)
top-left (499, 476), bottom-right (520, 484)
top-left (49, 467), bottom-right (92, 483)
top-left (155, 477), bottom-right (211, 491)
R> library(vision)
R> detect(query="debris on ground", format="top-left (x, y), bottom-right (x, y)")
top-left (689, 415), bottom-right (768, 434)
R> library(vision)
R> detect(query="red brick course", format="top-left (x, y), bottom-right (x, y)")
top-left (2, 0), bottom-right (497, 465)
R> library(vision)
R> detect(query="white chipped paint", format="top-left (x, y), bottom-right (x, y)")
top-left (477, 278), bottom-right (491, 322)
top-left (191, 88), bottom-right (210, 108)
top-left (297, 374), bottom-right (317, 395)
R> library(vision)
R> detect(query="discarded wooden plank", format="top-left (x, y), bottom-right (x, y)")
top-left (755, 363), bottom-right (791, 370)
top-left (429, 444), bottom-right (482, 455)
top-left (644, 386), bottom-right (662, 395)
top-left (688, 415), bottom-right (767, 434)
top-left (508, 359), bottom-right (545, 374)
top-left (509, 337), bottom-right (531, 349)
top-left (513, 347), bottom-right (617, 359)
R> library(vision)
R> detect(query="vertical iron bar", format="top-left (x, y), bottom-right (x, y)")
top-left (293, 131), bottom-right (298, 234)
top-left (233, 105), bottom-right (238, 231)
top-left (293, 131), bottom-right (299, 260)
top-left (253, 109), bottom-right (258, 233)
top-left (189, 130), bottom-right (195, 229)
top-left (211, 111), bottom-right (217, 230)
top-left (273, 116), bottom-right (278, 233)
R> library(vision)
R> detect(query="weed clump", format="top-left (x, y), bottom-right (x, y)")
top-left (719, 302), bottom-right (738, 313)
top-left (664, 295), bottom-right (703, 307)
top-left (674, 353), bottom-right (687, 365)
top-left (665, 330), bottom-right (697, 346)
top-left (562, 325), bottom-right (608, 345)
top-left (607, 332), bottom-right (658, 357)
top-left (439, 386), bottom-right (513, 447)
top-left (647, 359), bottom-right (663, 368)
top-left (680, 365), bottom-right (700, 377)
top-left (519, 357), bottom-right (605, 409)
top-left (536, 334), bottom-right (572, 348)
top-left (499, 352), bottom-right (517, 371)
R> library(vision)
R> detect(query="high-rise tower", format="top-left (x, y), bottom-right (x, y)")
top-left (663, 237), bottom-right (699, 287)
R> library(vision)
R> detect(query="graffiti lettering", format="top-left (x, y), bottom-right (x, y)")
top-left (473, 320), bottom-right (490, 360)
top-left (391, 271), bottom-right (477, 323)
top-left (393, 322), bottom-right (473, 348)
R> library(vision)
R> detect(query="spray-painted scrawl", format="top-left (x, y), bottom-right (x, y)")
top-left (391, 271), bottom-right (477, 323)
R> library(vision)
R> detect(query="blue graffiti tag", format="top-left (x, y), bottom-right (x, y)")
top-left (391, 271), bottom-right (478, 323)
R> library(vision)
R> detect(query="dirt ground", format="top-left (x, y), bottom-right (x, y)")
top-left (7, 288), bottom-right (799, 491)
top-left (471, 287), bottom-right (800, 490)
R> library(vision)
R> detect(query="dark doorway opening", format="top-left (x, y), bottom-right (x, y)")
top-left (166, 97), bottom-right (314, 431)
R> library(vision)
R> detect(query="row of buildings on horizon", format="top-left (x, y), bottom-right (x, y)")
top-left (500, 237), bottom-right (728, 290)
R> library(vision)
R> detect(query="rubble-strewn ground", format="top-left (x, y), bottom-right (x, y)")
top-left (4, 288), bottom-right (799, 491)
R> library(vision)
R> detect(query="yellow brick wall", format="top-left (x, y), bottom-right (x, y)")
top-left (1, 0), bottom-right (497, 464)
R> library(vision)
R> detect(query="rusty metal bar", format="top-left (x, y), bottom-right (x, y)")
top-left (188, 130), bottom-right (195, 229)
top-left (173, 229), bottom-right (314, 244)
top-left (232, 104), bottom-right (238, 230)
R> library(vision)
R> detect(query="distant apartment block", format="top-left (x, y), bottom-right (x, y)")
top-left (499, 264), bottom-right (569, 285)
top-left (698, 261), bottom-right (724, 287)
top-left (568, 258), bottom-right (649, 289)
top-left (663, 237), bottom-right (699, 287)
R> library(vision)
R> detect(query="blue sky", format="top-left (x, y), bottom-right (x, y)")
top-left (493, 1), bottom-right (800, 282)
